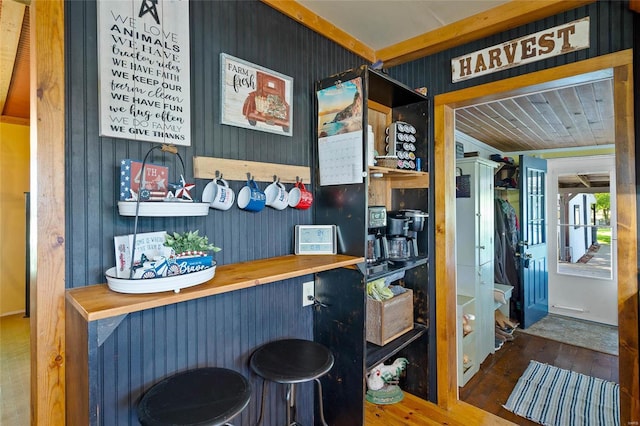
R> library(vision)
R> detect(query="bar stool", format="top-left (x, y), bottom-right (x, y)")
top-left (250, 338), bottom-right (334, 426)
top-left (137, 367), bottom-right (251, 426)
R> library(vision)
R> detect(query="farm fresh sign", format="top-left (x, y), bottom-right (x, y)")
top-left (451, 18), bottom-right (589, 83)
top-left (98, 0), bottom-right (191, 145)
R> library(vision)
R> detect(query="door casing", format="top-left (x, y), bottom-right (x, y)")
top-left (433, 50), bottom-right (638, 423)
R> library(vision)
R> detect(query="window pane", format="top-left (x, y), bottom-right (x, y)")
top-left (556, 172), bottom-right (611, 280)
top-left (527, 169), bottom-right (545, 245)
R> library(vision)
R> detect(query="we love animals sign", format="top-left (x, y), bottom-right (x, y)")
top-left (451, 17), bottom-right (589, 83)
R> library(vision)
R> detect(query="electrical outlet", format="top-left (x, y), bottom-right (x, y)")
top-left (302, 281), bottom-right (314, 307)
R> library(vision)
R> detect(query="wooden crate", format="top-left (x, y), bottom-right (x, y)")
top-left (366, 289), bottom-right (414, 346)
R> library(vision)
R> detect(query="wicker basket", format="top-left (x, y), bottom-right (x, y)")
top-left (375, 156), bottom-right (399, 168)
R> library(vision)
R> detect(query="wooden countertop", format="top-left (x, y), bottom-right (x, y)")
top-left (66, 254), bottom-right (363, 322)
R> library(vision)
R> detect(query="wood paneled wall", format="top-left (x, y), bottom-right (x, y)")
top-left (65, 0), bottom-right (363, 423)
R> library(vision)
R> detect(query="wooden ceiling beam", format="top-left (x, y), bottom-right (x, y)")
top-left (577, 174), bottom-right (592, 187)
top-left (559, 186), bottom-right (609, 195)
top-left (0, 0), bottom-right (27, 115)
top-left (264, 1), bottom-right (595, 68)
top-left (376, 0), bottom-right (595, 67)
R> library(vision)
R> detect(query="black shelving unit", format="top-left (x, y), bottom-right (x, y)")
top-left (313, 66), bottom-right (433, 425)
top-left (363, 256), bottom-right (428, 281)
top-left (366, 324), bottom-right (428, 370)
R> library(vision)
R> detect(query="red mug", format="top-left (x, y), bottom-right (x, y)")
top-left (288, 181), bottom-right (313, 210)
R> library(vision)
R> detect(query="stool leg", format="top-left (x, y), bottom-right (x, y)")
top-left (256, 379), bottom-right (267, 426)
top-left (314, 378), bottom-right (328, 426)
top-left (286, 383), bottom-right (297, 426)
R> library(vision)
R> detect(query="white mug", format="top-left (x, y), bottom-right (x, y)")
top-left (203, 178), bottom-right (235, 211)
top-left (265, 180), bottom-right (288, 210)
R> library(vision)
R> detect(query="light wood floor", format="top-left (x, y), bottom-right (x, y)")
top-left (365, 392), bottom-right (460, 426)
top-left (0, 314), bottom-right (30, 426)
top-left (366, 331), bottom-right (618, 425)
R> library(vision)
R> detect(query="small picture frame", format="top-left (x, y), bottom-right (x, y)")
top-left (220, 53), bottom-right (293, 136)
top-left (294, 225), bottom-right (337, 255)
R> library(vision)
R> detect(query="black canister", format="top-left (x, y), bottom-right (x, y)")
top-left (386, 212), bottom-right (410, 237)
top-left (401, 209), bottom-right (429, 232)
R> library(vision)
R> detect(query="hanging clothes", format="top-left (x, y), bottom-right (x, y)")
top-left (497, 197), bottom-right (518, 251)
top-left (494, 198), bottom-right (520, 320)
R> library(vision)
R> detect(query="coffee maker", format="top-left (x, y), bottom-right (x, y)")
top-left (366, 206), bottom-right (389, 274)
top-left (401, 209), bottom-right (428, 259)
top-left (386, 210), bottom-right (428, 263)
top-left (386, 212), bottom-right (411, 263)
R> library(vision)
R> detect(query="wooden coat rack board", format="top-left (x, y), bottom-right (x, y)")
top-left (193, 156), bottom-right (311, 184)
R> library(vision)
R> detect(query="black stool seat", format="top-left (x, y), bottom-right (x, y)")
top-left (250, 338), bottom-right (334, 383)
top-left (250, 339), bottom-right (334, 425)
top-left (138, 367), bottom-right (251, 426)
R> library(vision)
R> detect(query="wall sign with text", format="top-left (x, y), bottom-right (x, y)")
top-left (220, 53), bottom-right (293, 137)
top-left (451, 17), bottom-right (590, 83)
top-left (98, 0), bottom-right (191, 145)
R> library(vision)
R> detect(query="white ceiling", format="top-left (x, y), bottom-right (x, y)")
top-left (297, 0), bottom-right (509, 50)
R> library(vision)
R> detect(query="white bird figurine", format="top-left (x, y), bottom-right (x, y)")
top-left (367, 358), bottom-right (409, 391)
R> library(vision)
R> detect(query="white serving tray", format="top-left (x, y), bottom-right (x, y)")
top-left (105, 265), bottom-right (216, 294)
top-left (118, 201), bottom-right (210, 217)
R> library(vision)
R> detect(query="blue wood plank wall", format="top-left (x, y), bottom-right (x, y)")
top-left (389, 1), bottom-right (633, 102)
top-left (65, 0), bottom-right (633, 424)
top-left (64, 0), bottom-right (365, 424)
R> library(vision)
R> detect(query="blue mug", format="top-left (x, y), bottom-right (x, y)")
top-left (237, 179), bottom-right (266, 212)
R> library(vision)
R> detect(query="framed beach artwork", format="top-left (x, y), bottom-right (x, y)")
top-left (220, 53), bottom-right (293, 136)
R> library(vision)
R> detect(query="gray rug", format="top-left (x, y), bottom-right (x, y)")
top-left (517, 314), bottom-right (618, 356)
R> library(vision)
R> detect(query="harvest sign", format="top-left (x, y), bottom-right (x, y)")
top-left (451, 18), bottom-right (589, 83)
top-left (98, 0), bottom-right (191, 145)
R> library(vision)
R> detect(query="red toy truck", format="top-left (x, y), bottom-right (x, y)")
top-left (242, 71), bottom-right (290, 132)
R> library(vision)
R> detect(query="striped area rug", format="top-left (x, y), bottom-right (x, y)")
top-left (503, 360), bottom-right (619, 426)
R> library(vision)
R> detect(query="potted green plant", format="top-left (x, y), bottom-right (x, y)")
top-left (164, 230), bottom-right (221, 258)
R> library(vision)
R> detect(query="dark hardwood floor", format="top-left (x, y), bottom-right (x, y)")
top-left (459, 330), bottom-right (619, 425)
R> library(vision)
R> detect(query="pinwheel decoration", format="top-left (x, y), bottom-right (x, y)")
top-left (174, 175), bottom-right (195, 200)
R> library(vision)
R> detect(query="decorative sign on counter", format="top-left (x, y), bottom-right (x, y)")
top-left (97, 0), bottom-right (191, 145)
top-left (451, 17), bottom-right (589, 83)
top-left (114, 231), bottom-right (167, 278)
top-left (220, 53), bottom-right (293, 137)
